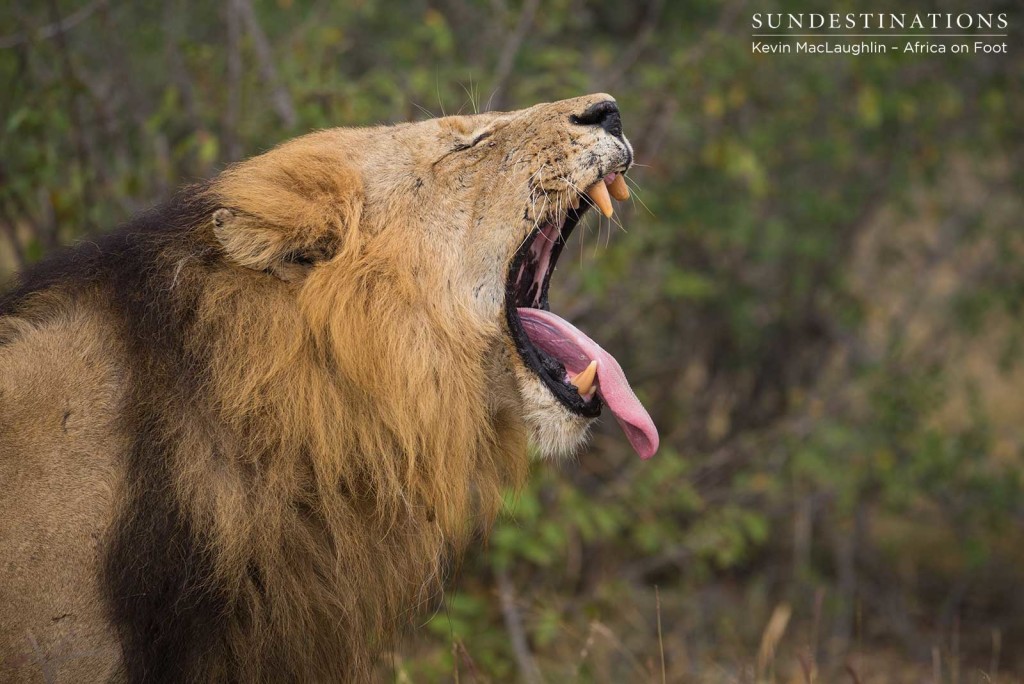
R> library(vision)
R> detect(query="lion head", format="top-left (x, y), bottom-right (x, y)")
top-left (210, 93), bottom-right (658, 465)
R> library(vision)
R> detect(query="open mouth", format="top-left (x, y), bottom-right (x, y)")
top-left (504, 174), bottom-right (659, 459)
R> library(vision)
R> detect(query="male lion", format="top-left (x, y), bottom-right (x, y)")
top-left (0, 94), bottom-right (657, 682)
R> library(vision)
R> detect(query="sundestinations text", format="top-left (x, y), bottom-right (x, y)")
top-left (751, 12), bottom-right (1008, 31)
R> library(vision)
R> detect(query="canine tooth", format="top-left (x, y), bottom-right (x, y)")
top-left (569, 359), bottom-right (598, 396)
top-left (586, 181), bottom-right (614, 218)
top-left (608, 174), bottom-right (630, 201)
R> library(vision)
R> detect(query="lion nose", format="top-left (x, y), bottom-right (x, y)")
top-left (569, 100), bottom-right (622, 139)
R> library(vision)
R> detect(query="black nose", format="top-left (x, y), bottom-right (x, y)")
top-left (570, 100), bottom-right (622, 139)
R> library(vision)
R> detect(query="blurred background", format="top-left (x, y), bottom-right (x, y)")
top-left (1, 0), bottom-right (1022, 681)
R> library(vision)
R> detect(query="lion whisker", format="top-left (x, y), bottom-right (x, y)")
top-left (459, 79), bottom-right (479, 115)
top-left (623, 175), bottom-right (656, 218)
top-left (410, 101), bottom-right (437, 121)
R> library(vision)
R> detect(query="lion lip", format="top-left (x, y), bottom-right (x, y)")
top-left (517, 308), bottom-right (659, 460)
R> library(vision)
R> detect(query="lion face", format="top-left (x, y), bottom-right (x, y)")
top-left (212, 94), bottom-right (658, 461)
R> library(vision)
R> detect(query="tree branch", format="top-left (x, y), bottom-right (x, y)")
top-left (0, 204), bottom-right (28, 269)
top-left (495, 568), bottom-right (542, 684)
top-left (601, 0), bottom-right (665, 91)
top-left (223, 0), bottom-right (243, 162)
top-left (164, 0), bottom-right (201, 131)
top-left (235, 0), bottom-right (298, 128)
top-left (487, 0), bottom-right (540, 111)
top-left (0, 0), bottom-right (104, 50)
top-left (48, 0), bottom-right (95, 236)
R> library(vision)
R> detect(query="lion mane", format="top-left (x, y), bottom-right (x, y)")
top-left (0, 94), bottom-right (645, 681)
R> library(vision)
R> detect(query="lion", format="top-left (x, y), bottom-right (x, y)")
top-left (0, 94), bottom-right (658, 682)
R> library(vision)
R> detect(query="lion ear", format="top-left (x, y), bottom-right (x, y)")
top-left (208, 145), bottom-right (363, 282)
top-left (211, 208), bottom-right (339, 283)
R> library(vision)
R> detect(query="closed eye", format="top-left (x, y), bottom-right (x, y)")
top-left (447, 129), bottom-right (493, 155)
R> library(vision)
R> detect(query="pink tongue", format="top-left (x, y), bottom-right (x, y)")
top-left (517, 308), bottom-right (659, 459)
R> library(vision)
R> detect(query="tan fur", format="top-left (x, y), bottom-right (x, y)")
top-left (0, 94), bottom-right (632, 681)
top-left (0, 297), bottom-right (125, 682)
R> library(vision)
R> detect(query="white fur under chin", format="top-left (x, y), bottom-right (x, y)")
top-left (514, 367), bottom-right (593, 459)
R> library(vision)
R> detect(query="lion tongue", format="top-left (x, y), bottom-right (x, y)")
top-left (517, 308), bottom-right (659, 459)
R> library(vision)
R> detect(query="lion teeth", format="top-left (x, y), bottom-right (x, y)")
top-left (608, 173), bottom-right (630, 201)
top-left (586, 181), bottom-right (614, 218)
top-left (569, 359), bottom-right (598, 396)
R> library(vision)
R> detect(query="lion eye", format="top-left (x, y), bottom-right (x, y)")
top-left (449, 129), bottom-right (493, 154)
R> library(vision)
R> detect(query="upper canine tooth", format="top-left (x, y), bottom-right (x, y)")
top-left (569, 359), bottom-right (598, 396)
top-left (586, 181), bottom-right (614, 218)
top-left (608, 174), bottom-right (630, 201)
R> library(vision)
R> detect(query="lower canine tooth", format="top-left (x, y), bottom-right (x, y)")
top-left (586, 181), bottom-right (614, 218)
top-left (569, 359), bottom-right (598, 396)
top-left (609, 174), bottom-right (630, 201)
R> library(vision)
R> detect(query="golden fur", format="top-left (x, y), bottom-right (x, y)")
top-left (0, 94), bottom-right (633, 681)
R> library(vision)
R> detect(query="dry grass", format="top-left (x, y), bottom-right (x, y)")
top-left (392, 585), bottom-right (1023, 683)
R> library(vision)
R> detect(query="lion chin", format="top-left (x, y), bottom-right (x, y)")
top-left (0, 93), bottom-right (656, 682)
top-left (516, 364), bottom-right (594, 459)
